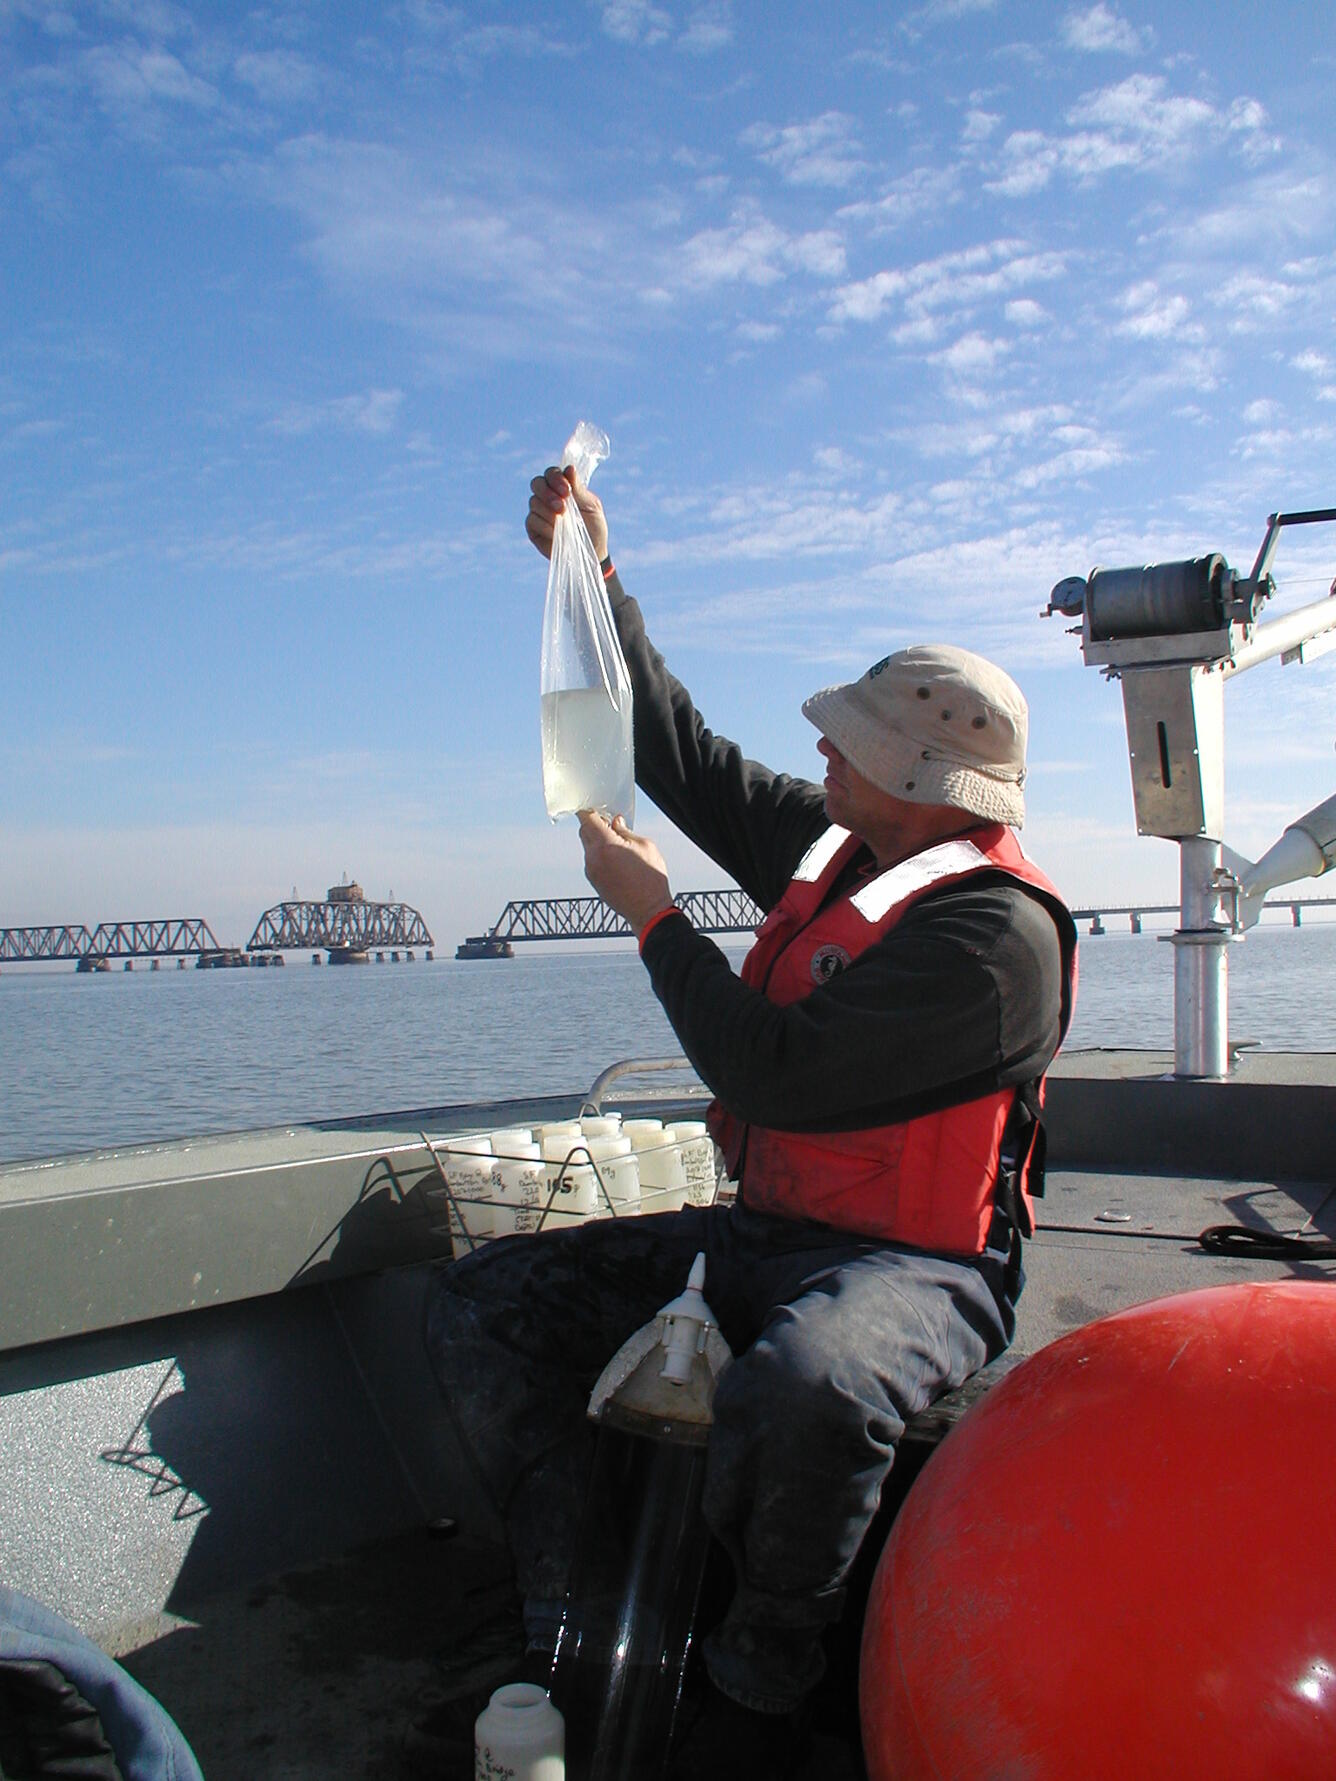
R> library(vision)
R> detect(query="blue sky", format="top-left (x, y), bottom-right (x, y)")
top-left (3, 0), bottom-right (1334, 950)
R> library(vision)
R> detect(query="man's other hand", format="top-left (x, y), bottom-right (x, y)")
top-left (526, 464), bottom-right (609, 563)
top-left (578, 812), bottom-right (673, 932)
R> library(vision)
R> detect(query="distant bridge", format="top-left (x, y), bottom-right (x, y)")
top-left (247, 891), bottom-right (434, 961)
top-left (0, 918), bottom-right (221, 967)
top-left (478, 887), bottom-right (763, 946)
top-left (467, 889), bottom-right (1336, 948)
top-left (1072, 897), bottom-right (1336, 933)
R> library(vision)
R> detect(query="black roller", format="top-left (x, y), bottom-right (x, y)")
top-left (1086, 554), bottom-right (1228, 641)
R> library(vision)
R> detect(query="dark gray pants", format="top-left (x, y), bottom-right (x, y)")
top-left (425, 1202), bottom-right (1013, 1710)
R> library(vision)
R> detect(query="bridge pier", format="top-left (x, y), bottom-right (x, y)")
top-left (1089, 915), bottom-right (1106, 936)
top-left (1292, 904), bottom-right (1302, 927)
top-left (1130, 912), bottom-right (1142, 934)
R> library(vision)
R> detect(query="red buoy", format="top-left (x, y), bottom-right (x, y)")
top-left (860, 1281), bottom-right (1336, 1780)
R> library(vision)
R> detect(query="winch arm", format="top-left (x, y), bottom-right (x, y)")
top-left (1219, 791), bottom-right (1336, 931)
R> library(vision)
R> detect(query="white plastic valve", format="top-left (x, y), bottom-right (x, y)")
top-left (658, 1252), bottom-right (712, 1386)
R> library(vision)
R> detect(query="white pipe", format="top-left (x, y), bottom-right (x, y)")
top-left (1226, 595), bottom-right (1336, 675)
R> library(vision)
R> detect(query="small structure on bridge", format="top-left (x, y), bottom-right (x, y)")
top-left (248, 882), bottom-right (434, 965)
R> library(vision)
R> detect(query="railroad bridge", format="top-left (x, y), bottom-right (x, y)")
top-left (460, 890), bottom-right (1336, 951)
top-left (2, 883), bottom-right (435, 971)
top-left (248, 882), bottom-right (434, 964)
top-left (0, 918), bottom-right (222, 971)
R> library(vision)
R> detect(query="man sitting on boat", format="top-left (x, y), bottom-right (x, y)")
top-left (423, 464), bottom-right (1077, 1776)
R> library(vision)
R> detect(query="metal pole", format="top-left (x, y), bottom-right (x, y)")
top-left (1170, 836), bottom-right (1229, 1078)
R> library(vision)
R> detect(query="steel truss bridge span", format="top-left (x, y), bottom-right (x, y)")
top-left (247, 899), bottom-right (434, 955)
top-left (0, 918), bottom-right (220, 964)
top-left (483, 887), bottom-right (764, 944)
top-left (477, 888), bottom-right (1336, 947)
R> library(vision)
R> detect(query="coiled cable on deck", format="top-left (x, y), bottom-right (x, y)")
top-left (1197, 1225), bottom-right (1336, 1260)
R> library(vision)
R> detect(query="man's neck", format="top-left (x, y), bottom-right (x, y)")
top-left (861, 810), bottom-right (987, 871)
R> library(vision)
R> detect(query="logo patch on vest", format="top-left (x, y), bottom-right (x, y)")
top-left (810, 943), bottom-right (852, 984)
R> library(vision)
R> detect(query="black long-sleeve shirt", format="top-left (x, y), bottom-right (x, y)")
top-left (608, 574), bottom-right (1073, 1137)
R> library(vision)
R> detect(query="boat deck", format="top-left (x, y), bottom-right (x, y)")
top-left (121, 1161), bottom-right (1336, 1779)
top-left (3, 1050), bottom-right (1334, 1779)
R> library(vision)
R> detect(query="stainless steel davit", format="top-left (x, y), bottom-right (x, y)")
top-left (1046, 508), bottom-right (1336, 1079)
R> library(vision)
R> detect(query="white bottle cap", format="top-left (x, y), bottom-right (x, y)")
top-left (580, 1114), bottom-right (623, 1137)
top-left (622, 1118), bottom-right (666, 1147)
top-left (543, 1133), bottom-right (591, 1163)
top-left (538, 1121), bottom-right (582, 1142)
top-left (584, 1135), bottom-right (632, 1160)
top-left (489, 1127), bottom-right (534, 1152)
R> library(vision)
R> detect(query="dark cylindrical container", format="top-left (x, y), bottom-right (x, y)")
top-left (548, 1407), bottom-right (712, 1781)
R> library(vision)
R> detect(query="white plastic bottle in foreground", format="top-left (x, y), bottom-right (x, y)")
top-left (634, 1131), bottom-right (688, 1214)
top-left (666, 1121), bottom-right (718, 1208)
top-left (584, 1134), bottom-right (641, 1216)
top-left (494, 1141), bottom-right (545, 1235)
top-left (475, 1682), bottom-right (564, 1781)
top-left (441, 1136), bottom-right (498, 1253)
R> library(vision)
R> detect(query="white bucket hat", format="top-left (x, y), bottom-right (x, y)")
top-left (802, 644), bottom-right (1028, 827)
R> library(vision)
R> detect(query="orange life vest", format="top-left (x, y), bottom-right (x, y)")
top-left (708, 823), bottom-right (1076, 1254)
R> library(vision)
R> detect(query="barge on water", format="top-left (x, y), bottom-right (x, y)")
top-left (455, 933), bottom-right (515, 960)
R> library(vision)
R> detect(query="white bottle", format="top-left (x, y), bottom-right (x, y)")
top-left (475, 1682), bottom-right (565, 1781)
top-left (441, 1136), bottom-right (498, 1253)
top-left (636, 1131), bottom-right (689, 1214)
top-left (494, 1141), bottom-right (545, 1235)
top-left (584, 1134), bottom-right (641, 1217)
top-left (541, 1134), bottom-right (598, 1223)
top-left (666, 1121), bottom-right (718, 1209)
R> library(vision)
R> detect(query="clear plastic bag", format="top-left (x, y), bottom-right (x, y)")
top-left (540, 421), bottom-right (635, 823)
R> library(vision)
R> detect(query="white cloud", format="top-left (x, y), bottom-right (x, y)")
top-left (987, 130), bottom-right (1061, 196)
top-left (1005, 297), bottom-right (1049, 328)
top-left (829, 239), bottom-right (1066, 326)
top-left (987, 73), bottom-right (1274, 196)
top-left (741, 112), bottom-right (866, 188)
top-left (785, 228), bottom-right (847, 278)
top-left (837, 164), bottom-right (962, 231)
top-left (1013, 443), bottom-right (1123, 488)
top-left (268, 388), bottom-right (405, 438)
top-left (598, 1), bottom-right (673, 45)
top-left (82, 42), bottom-right (219, 128)
top-left (1116, 282), bottom-right (1193, 340)
top-left (1061, 4), bottom-right (1150, 56)
top-left (936, 331), bottom-right (1008, 374)
top-left (233, 50), bottom-right (322, 105)
top-left (680, 4), bottom-right (735, 53)
top-left (962, 108), bottom-right (1000, 143)
top-left (682, 205), bottom-right (844, 285)
top-left (596, 0), bottom-right (732, 49)
top-left (1078, 73), bottom-right (1214, 150)
top-left (828, 269), bottom-right (905, 324)
top-left (898, 0), bottom-right (1000, 37)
